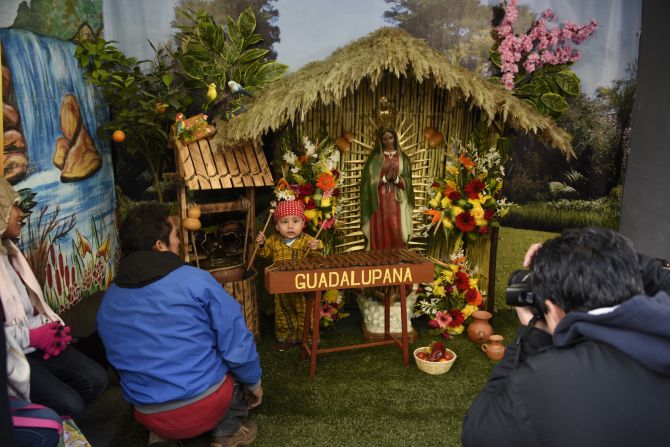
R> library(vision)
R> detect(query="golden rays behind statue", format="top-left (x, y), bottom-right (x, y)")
top-left (333, 97), bottom-right (433, 254)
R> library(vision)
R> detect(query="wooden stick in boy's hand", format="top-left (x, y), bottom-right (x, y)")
top-left (246, 209), bottom-right (274, 271)
top-left (301, 221), bottom-right (325, 258)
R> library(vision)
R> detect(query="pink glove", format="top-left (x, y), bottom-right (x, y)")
top-left (29, 322), bottom-right (69, 360)
top-left (55, 325), bottom-right (73, 348)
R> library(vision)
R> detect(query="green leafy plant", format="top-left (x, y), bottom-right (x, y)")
top-left (172, 6), bottom-right (288, 117)
top-left (75, 8), bottom-right (287, 201)
top-left (75, 38), bottom-right (192, 202)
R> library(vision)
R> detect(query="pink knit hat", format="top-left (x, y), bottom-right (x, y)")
top-left (273, 199), bottom-right (306, 222)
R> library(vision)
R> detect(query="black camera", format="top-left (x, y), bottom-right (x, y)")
top-left (505, 270), bottom-right (546, 315)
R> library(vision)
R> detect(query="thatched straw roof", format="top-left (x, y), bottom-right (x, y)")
top-left (218, 27), bottom-right (573, 157)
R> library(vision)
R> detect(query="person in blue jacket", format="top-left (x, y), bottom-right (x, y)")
top-left (97, 203), bottom-right (262, 447)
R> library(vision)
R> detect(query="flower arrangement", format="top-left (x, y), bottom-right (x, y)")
top-left (421, 139), bottom-right (512, 241)
top-left (491, 0), bottom-right (598, 116)
top-left (494, 0), bottom-right (598, 90)
top-left (320, 289), bottom-right (349, 329)
top-left (274, 136), bottom-right (341, 247)
top-left (414, 251), bottom-right (482, 338)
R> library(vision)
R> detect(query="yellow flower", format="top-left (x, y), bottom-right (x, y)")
top-left (446, 165), bottom-right (459, 176)
top-left (446, 180), bottom-right (458, 190)
top-left (441, 270), bottom-right (454, 283)
top-left (470, 206), bottom-right (488, 226)
top-left (448, 324), bottom-right (465, 335)
top-left (304, 209), bottom-right (317, 221)
top-left (441, 196), bottom-right (451, 208)
top-left (442, 217), bottom-right (453, 230)
top-left (469, 278), bottom-right (478, 288)
top-left (468, 199), bottom-right (481, 208)
top-left (429, 191), bottom-right (442, 208)
top-left (452, 206), bottom-right (464, 216)
top-left (321, 197), bottom-right (331, 207)
top-left (432, 284), bottom-right (446, 297)
top-left (324, 290), bottom-right (340, 303)
top-left (462, 304), bottom-right (479, 319)
top-left (470, 206), bottom-right (485, 220)
top-left (449, 264), bottom-right (459, 272)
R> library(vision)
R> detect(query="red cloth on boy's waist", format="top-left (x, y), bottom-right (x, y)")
top-left (133, 374), bottom-right (234, 440)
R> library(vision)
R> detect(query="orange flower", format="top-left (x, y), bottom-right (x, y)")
top-left (424, 209), bottom-right (443, 225)
top-left (316, 173), bottom-right (335, 190)
top-left (459, 154), bottom-right (475, 170)
top-left (276, 178), bottom-right (290, 191)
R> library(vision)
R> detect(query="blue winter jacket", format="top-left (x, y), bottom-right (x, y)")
top-left (97, 251), bottom-right (261, 405)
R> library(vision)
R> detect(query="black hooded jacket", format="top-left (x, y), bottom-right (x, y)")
top-left (462, 260), bottom-right (670, 447)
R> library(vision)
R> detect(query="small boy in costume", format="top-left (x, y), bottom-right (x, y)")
top-left (256, 200), bottom-right (322, 351)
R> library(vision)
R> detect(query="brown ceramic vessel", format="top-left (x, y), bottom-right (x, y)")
top-left (467, 310), bottom-right (493, 344)
top-left (481, 334), bottom-right (505, 361)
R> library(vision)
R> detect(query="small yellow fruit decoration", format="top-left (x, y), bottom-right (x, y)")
top-left (183, 217), bottom-right (201, 231)
top-left (187, 205), bottom-right (201, 219)
top-left (112, 130), bottom-right (126, 143)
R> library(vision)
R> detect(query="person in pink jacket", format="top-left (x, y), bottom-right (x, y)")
top-left (0, 178), bottom-right (107, 419)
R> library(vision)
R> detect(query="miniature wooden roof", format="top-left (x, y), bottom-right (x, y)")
top-left (175, 136), bottom-right (273, 190)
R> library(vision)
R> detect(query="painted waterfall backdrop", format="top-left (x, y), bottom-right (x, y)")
top-left (1, 28), bottom-right (117, 313)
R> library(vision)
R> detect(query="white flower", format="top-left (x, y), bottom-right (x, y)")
top-left (303, 136), bottom-right (317, 158)
top-left (276, 189), bottom-right (295, 201)
top-left (283, 151), bottom-right (298, 165)
top-left (290, 166), bottom-right (300, 174)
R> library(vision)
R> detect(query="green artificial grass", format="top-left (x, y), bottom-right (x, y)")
top-left (111, 227), bottom-right (558, 447)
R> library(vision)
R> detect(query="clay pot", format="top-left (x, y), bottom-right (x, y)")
top-left (467, 310), bottom-right (493, 345)
top-left (335, 136), bottom-right (351, 153)
top-left (209, 263), bottom-right (245, 284)
top-left (428, 131), bottom-right (445, 147)
top-left (342, 131), bottom-right (354, 143)
top-left (481, 334), bottom-right (505, 361)
top-left (423, 126), bottom-right (436, 139)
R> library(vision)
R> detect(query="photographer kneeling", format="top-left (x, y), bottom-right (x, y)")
top-left (462, 227), bottom-right (670, 447)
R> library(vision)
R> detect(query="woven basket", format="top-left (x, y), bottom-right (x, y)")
top-left (414, 347), bottom-right (457, 375)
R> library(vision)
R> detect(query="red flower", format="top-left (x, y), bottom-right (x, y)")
top-left (479, 226), bottom-right (489, 234)
top-left (299, 183), bottom-right (315, 197)
top-left (331, 169), bottom-right (340, 179)
top-left (464, 179), bottom-right (486, 199)
top-left (448, 309), bottom-right (465, 327)
top-left (466, 288), bottom-right (483, 306)
top-left (332, 188), bottom-right (341, 197)
top-left (441, 331), bottom-right (452, 340)
top-left (484, 209), bottom-right (495, 220)
top-left (455, 271), bottom-right (470, 292)
top-left (445, 284), bottom-right (454, 294)
top-left (455, 212), bottom-right (476, 232)
top-left (428, 319), bottom-right (440, 329)
top-left (431, 181), bottom-right (440, 188)
top-left (305, 197), bottom-right (317, 210)
top-left (448, 191), bottom-right (462, 201)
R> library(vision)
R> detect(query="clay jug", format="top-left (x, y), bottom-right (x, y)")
top-left (467, 310), bottom-right (493, 344)
top-left (481, 334), bottom-right (505, 361)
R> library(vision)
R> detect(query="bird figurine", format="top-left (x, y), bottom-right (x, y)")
top-left (228, 80), bottom-right (253, 97)
top-left (175, 113), bottom-right (185, 136)
top-left (206, 83), bottom-right (218, 101)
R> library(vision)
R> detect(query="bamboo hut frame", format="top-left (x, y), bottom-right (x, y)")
top-left (214, 27), bottom-right (575, 310)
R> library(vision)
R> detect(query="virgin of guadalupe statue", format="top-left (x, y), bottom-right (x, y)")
top-left (360, 127), bottom-right (415, 250)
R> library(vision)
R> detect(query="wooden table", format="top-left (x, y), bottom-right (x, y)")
top-left (265, 249), bottom-right (434, 377)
